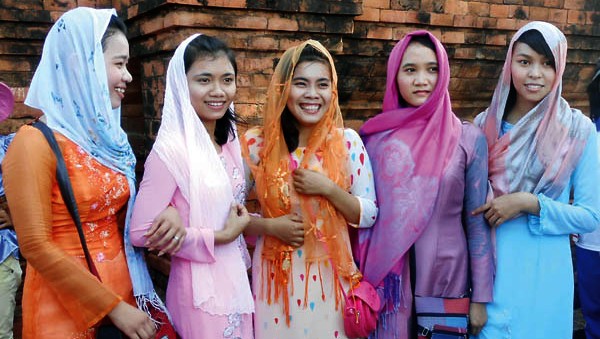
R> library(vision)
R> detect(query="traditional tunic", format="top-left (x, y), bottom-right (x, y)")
top-left (3, 126), bottom-right (136, 338)
top-left (473, 122), bottom-right (600, 339)
top-left (245, 127), bottom-right (377, 339)
top-left (473, 21), bottom-right (600, 339)
top-left (130, 148), bottom-right (252, 338)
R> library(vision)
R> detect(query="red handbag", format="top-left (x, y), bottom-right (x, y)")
top-left (343, 280), bottom-right (381, 338)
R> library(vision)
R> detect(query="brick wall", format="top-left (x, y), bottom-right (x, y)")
top-left (1, 0), bottom-right (599, 159)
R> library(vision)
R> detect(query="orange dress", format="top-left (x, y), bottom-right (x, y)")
top-left (3, 125), bottom-right (136, 339)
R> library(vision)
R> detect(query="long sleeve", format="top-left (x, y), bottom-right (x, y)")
top-left (528, 131), bottom-right (600, 235)
top-left (130, 151), bottom-right (216, 263)
top-left (344, 129), bottom-right (378, 228)
top-left (462, 129), bottom-right (494, 303)
top-left (2, 126), bottom-right (120, 328)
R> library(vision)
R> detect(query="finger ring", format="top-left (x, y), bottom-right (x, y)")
top-left (173, 235), bottom-right (180, 241)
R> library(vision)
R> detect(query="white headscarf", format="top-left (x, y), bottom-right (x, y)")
top-left (152, 34), bottom-right (253, 315)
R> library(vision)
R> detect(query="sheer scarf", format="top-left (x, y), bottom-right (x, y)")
top-left (358, 31), bottom-right (462, 298)
top-left (152, 34), bottom-right (253, 315)
top-left (24, 7), bottom-right (167, 317)
top-left (241, 40), bottom-right (359, 323)
top-left (474, 21), bottom-right (593, 199)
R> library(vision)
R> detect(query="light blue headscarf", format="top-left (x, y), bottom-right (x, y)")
top-left (25, 7), bottom-right (167, 317)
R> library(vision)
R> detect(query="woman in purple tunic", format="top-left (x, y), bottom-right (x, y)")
top-left (356, 31), bottom-right (495, 338)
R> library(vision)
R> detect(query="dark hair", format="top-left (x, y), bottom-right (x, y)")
top-left (184, 35), bottom-right (240, 146)
top-left (409, 35), bottom-right (436, 53)
top-left (504, 29), bottom-right (556, 115)
top-left (101, 15), bottom-right (127, 52)
top-left (589, 62), bottom-right (600, 121)
top-left (281, 44), bottom-right (331, 152)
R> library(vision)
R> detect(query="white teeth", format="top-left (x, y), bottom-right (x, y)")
top-left (526, 84), bottom-right (542, 89)
top-left (301, 104), bottom-right (319, 111)
top-left (207, 102), bottom-right (224, 107)
top-left (115, 88), bottom-right (125, 93)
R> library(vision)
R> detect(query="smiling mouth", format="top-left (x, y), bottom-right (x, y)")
top-left (300, 103), bottom-right (321, 112)
top-left (115, 87), bottom-right (125, 94)
top-left (525, 84), bottom-right (544, 90)
top-left (206, 102), bottom-right (226, 108)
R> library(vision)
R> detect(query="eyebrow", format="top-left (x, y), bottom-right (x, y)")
top-left (401, 62), bottom-right (438, 67)
top-left (191, 72), bottom-right (235, 77)
top-left (292, 76), bottom-right (331, 82)
top-left (111, 54), bottom-right (129, 61)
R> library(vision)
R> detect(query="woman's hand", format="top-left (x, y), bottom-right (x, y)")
top-left (267, 214), bottom-right (304, 248)
top-left (472, 192), bottom-right (539, 227)
top-left (107, 301), bottom-right (155, 339)
top-left (292, 168), bottom-right (334, 197)
top-left (215, 203), bottom-right (250, 244)
top-left (469, 302), bottom-right (487, 336)
top-left (144, 206), bottom-right (186, 256)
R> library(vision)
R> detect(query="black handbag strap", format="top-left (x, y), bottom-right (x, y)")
top-left (32, 121), bottom-right (101, 280)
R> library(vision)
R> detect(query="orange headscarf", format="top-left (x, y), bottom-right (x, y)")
top-left (242, 40), bottom-right (360, 322)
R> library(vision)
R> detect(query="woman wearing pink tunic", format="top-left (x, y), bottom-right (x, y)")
top-left (129, 34), bottom-right (254, 338)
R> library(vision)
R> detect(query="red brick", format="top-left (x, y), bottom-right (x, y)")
top-left (490, 4), bottom-right (509, 18)
top-left (355, 7), bottom-right (380, 21)
top-left (454, 47), bottom-right (477, 59)
top-left (249, 36), bottom-right (278, 50)
top-left (441, 31), bottom-right (465, 44)
top-left (366, 26), bottom-right (393, 40)
top-left (544, 0), bottom-right (563, 7)
top-left (468, 2), bottom-right (490, 16)
top-left (380, 10), bottom-right (405, 23)
top-left (508, 5), bottom-right (529, 19)
top-left (0, 58), bottom-right (30, 71)
top-left (567, 10), bottom-right (585, 24)
top-left (363, 0), bottom-right (390, 9)
top-left (444, 0), bottom-right (468, 15)
top-left (403, 11), bottom-right (422, 24)
top-left (205, 0), bottom-right (246, 7)
top-left (392, 26), bottom-right (414, 40)
top-left (529, 6), bottom-right (549, 21)
top-left (486, 33), bottom-right (507, 46)
top-left (237, 15), bottom-right (268, 29)
top-left (142, 60), bottom-right (165, 78)
top-left (476, 17), bottom-right (498, 29)
top-left (496, 18), bottom-right (518, 30)
top-left (548, 8), bottom-right (568, 23)
top-left (564, 0), bottom-right (585, 10)
top-left (267, 16), bottom-right (299, 31)
top-left (453, 15), bottom-right (477, 28)
top-left (430, 13), bottom-right (454, 26)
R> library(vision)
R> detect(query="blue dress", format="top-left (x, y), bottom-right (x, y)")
top-left (475, 121), bottom-right (600, 339)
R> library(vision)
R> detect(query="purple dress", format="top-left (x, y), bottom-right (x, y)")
top-left (373, 123), bottom-right (494, 338)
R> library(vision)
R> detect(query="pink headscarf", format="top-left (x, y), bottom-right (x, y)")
top-left (358, 30), bottom-right (462, 289)
top-left (475, 21), bottom-right (593, 199)
top-left (151, 34), bottom-right (253, 315)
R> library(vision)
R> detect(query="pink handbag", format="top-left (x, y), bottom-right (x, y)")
top-left (343, 280), bottom-right (381, 338)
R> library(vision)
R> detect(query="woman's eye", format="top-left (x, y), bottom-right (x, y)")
top-left (518, 59), bottom-right (529, 65)
top-left (319, 82), bottom-right (330, 88)
top-left (198, 78), bottom-right (210, 83)
top-left (404, 67), bottom-right (415, 73)
top-left (429, 66), bottom-right (439, 73)
top-left (224, 77), bottom-right (234, 84)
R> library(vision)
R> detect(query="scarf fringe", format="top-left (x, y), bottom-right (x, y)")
top-left (135, 292), bottom-right (172, 326)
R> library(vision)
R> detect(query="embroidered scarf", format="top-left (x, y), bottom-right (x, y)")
top-left (24, 7), bottom-right (167, 317)
top-left (474, 21), bottom-right (593, 199)
top-left (152, 34), bottom-right (253, 315)
top-left (241, 40), bottom-right (359, 324)
top-left (358, 31), bottom-right (462, 300)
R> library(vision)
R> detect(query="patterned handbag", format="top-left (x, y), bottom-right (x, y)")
top-left (415, 296), bottom-right (470, 339)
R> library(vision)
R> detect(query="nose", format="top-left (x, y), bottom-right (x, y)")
top-left (210, 82), bottom-right (226, 96)
top-left (528, 63), bottom-right (542, 78)
top-left (413, 70), bottom-right (427, 85)
top-left (122, 66), bottom-right (132, 83)
top-left (304, 83), bottom-right (319, 98)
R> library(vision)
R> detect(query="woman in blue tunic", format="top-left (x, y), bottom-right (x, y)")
top-left (472, 21), bottom-right (600, 338)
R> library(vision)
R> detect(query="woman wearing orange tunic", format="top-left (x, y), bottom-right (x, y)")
top-left (2, 8), bottom-right (159, 339)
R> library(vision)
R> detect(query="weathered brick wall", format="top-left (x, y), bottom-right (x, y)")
top-left (1, 0), bottom-right (599, 159)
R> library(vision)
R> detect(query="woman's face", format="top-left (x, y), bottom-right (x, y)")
top-left (186, 53), bottom-right (236, 124)
top-left (396, 42), bottom-right (438, 107)
top-left (103, 31), bottom-right (132, 109)
top-left (510, 41), bottom-right (556, 110)
top-left (286, 60), bottom-right (333, 128)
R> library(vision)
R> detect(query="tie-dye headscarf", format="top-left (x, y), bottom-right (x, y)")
top-left (152, 34), bottom-right (253, 315)
top-left (474, 21), bottom-right (593, 199)
top-left (25, 6), bottom-right (167, 318)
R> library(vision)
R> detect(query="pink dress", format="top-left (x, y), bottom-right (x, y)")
top-left (130, 148), bottom-right (252, 339)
